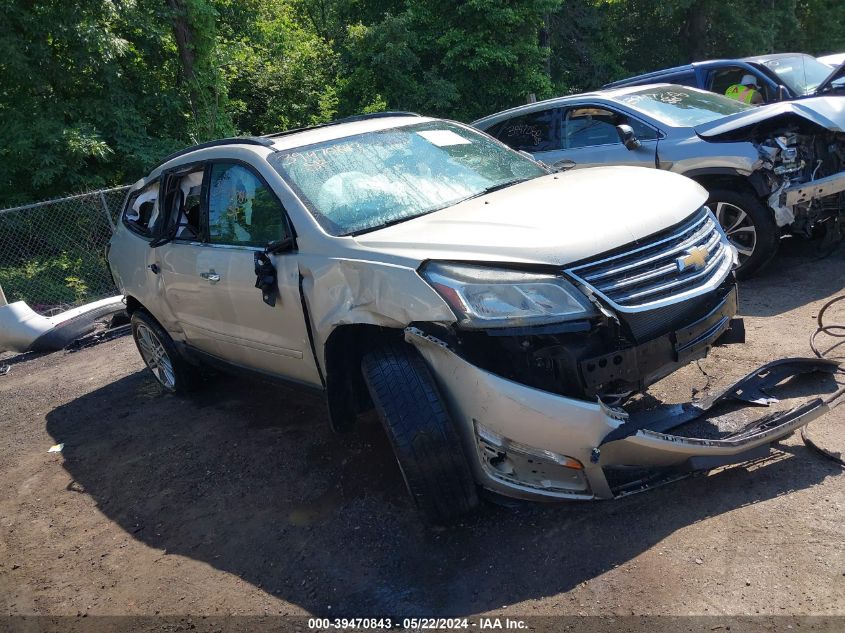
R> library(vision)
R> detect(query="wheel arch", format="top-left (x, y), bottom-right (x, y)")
top-left (683, 169), bottom-right (768, 200)
top-left (124, 296), bottom-right (171, 333)
top-left (124, 295), bottom-right (145, 316)
top-left (323, 323), bottom-right (406, 432)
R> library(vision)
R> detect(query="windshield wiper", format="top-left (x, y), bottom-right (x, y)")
top-left (348, 178), bottom-right (532, 236)
top-left (462, 177), bottom-right (531, 203)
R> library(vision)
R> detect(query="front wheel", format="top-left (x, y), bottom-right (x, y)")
top-left (131, 310), bottom-right (197, 394)
top-left (361, 343), bottom-right (479, 525)
top-left (706, 188), bottom-right (779, 279)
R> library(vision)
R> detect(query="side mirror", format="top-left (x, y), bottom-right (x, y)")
top-left (616, 124), bottom-right (641, 150)
top-left (777, 85), bottom-right (789, 101)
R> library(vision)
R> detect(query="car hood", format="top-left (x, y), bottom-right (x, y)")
top-left (695, 96), bottom-right (845, 139)
top-left (353, 167), bottom-right (707, 267)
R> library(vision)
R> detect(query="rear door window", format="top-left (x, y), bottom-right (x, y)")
top-left (123, 181), bottom-right (161, 237)
top-left (492, 109), bottom-right (562, 153)
top-left (663, 70), bottom-right (699, 87)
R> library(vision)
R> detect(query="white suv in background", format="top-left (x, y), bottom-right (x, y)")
top-left (108, 112), bottom-right (835, 524)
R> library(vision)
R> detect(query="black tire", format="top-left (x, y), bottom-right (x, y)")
top-left (130, 310), bottom-right (197, 394)
top-left (361, 343), bottom-right (479, 524)
top-left (706, 188), bottom-right (779, 279)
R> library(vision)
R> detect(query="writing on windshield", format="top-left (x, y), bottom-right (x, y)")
top-left (270, 121), bottom-right (545, 236)
top-left (619, 87), bottom-right (750, 127)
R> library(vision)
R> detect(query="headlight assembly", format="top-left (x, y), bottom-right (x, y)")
top-left (421, 262), bottom-right (595, 329)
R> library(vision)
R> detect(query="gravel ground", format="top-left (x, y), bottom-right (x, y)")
top-left (1, 239), bottom-right (844, 621)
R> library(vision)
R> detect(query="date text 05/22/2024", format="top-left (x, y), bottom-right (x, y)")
top-left (307, 618), bottom-right (528, 630)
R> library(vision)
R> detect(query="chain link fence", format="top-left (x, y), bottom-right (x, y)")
top-left (0, 186), bottom-right (130, 315)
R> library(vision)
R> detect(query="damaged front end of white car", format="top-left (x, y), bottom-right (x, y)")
top-left (406, 324), bottom-right (837, 501)
top-left (389, 206), bottom-right (840, 503)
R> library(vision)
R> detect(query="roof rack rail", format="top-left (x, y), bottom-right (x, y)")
top-left (152, 136), bottom-right (276, 171)
top-left (263, 111), bottom-right (422, 140)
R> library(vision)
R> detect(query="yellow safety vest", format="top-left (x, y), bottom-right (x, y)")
top-left (725, 84), bottom-right (758, 104)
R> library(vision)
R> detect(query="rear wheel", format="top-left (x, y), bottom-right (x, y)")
top-left (706, 188), bottom-right (779, 279)
top-left (131, 311), bottom-right (196, 393)
top-left (361, 343), bottom-right (479, 525)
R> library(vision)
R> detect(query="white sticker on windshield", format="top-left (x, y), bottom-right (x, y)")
top-left (417, 130), bottom-right (472, 146)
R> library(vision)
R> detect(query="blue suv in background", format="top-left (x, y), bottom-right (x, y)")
top-left (604, 53), bottom-right (845, 104)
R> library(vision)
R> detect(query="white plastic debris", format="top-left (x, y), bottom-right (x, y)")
top-left (47, 443), bottom-right (64, 453)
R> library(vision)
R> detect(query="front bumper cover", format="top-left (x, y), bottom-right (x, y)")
top-left (405, 327), bottom-right (839, 502)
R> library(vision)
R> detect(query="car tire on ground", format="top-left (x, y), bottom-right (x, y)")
top-left (130, 310), bottom-right (197, 394)
top-left (706, 188), bottom-right (779, 279)
top-left (361, 343), bottom-right (479, 525)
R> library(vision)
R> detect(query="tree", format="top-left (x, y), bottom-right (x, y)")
top-left (340, 0), bottom-right (560, 120)
top-left (2, 0), bottom-right (843, 205)
top-left (216, 0), bottom-right (340, 134)
top-left (0, 0), bottom-right (229, 203)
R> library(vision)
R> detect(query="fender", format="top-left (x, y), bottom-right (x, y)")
top-left (681, 167), bottom-right (770, 199)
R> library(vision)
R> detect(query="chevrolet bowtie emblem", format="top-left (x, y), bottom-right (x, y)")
top-left (677, 246), bottom-right (710, 272)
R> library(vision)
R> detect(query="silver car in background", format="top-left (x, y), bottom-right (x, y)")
top-left (473, 85), bottom-right (845, 277)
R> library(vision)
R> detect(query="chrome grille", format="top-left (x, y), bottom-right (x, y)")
top-left (566, 207), bottom-right (734, 313)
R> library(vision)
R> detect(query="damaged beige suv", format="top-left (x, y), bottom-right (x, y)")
top-left (109, 112), bottom-right (837, 523)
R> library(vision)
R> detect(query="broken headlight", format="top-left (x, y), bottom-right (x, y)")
top-left (422, 262), bottom-right (595, 329)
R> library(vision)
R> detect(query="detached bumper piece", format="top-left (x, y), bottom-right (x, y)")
top-left (599, 358), bottom-right (840, 496)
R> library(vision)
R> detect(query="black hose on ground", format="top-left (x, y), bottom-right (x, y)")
top-left (803, 294), bottom-right (845, 467)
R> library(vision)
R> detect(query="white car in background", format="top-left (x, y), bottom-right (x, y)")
top-left (818, 53), bottom-right (845, 68)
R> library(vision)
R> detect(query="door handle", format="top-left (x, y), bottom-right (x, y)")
top-left (200, 271), bottom-right (221, 283)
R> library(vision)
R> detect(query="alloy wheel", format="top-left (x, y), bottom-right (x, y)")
top-left (713, 201), bottom-right (757, 265)
top-left (135, 323), bottom-right (176, 390)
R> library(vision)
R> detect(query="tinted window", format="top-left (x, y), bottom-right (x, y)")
top-left (563, 106), bottom-right (658, 149)
top-left (207, 163), bottom-right (288, 246)
top-left (664, 71), bottom-right (698, 87)
top-left (494, 109), bottom-right (561, 152)
top-left (123, 181), bottom-right (161, 236)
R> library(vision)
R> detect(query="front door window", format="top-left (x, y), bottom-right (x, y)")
top-left (564, 107), bottom-right (658, 149)
top-left (207, 163), bottom-right (289, 247)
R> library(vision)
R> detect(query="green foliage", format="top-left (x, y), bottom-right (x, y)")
top-left (0, 0), bottom-right (843, 205)
top-left (581, 0), bottom-right (844, 85)
top-left (0, 252), bottom-right (95, 308)
top-left (217, 0), bottom-right (339, 133)
top-left (339, 0), bottom-right (558, 120)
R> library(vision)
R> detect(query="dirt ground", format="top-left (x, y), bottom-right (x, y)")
top-left (1, 239), bottom-right (844, 622)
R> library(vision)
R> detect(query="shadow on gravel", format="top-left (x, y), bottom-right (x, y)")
top-left (738, 239), bottom-right (845, 318)
top-left (46, 370), bottom-right (842, 617)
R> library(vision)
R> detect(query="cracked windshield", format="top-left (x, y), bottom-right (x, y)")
top-left (270, 121), bottom-right (546, 235)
